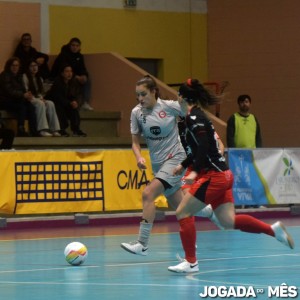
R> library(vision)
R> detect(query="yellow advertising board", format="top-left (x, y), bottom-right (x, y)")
top-left (0, 149), bottom-right (167, 215)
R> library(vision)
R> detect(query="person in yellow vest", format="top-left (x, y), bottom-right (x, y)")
top-left (227, 94), bottom-right (262, 209)
top-left (226, 94), bottom-right (262, 148)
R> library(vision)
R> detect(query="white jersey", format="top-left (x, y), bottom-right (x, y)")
top-left (130, 98), bottom-right (186, 165)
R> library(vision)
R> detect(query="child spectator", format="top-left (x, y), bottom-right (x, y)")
top-left (23, 60), bottom-right (61, 137)
top-left (46, 65), bottom-right (87, 137)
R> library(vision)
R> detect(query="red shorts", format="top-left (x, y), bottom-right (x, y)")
top-left (188, 169), bottom-right (234, 210)
top-left (181, 166), bottom-right (205, 190)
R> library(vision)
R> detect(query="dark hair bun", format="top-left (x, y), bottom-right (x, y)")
top-left (179, 78), bottom-right (219, 107)
top-left (186, 78), bottom-right (200, 87)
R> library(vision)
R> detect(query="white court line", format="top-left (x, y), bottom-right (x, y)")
top-left (0, 265), bottom-right (100, 274)
top-left (0, 281), bottom-right (203, 287)
top-left (0, 262), bottom-right (299, 289)
top-left (0, 265), bottom-right (299, 289)
top-left (193, 264), bottom-right (300, 275)
top-left (0, 253), bottom-right (297, 274)
top-left (106, 252), bottom-right (300, 267)
top-left (196, 252), bottom-right (300, 262)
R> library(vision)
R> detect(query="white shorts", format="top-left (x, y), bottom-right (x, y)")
top-left (152, 151), bottom-right (186, 197)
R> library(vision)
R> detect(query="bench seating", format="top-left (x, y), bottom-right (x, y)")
top-left (0, 109), bottom-right (134, 149)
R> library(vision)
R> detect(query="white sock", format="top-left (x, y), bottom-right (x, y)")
top-left (138, 222), bottom-right (153, 246)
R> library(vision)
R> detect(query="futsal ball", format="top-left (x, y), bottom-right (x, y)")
top-left (64, 242), bottom-right (88, 266)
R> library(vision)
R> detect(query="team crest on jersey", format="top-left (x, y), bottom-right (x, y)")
top-left (150, 126), bottom-right (161, 135)
top-left (158, 110), bottom-right (166, 118)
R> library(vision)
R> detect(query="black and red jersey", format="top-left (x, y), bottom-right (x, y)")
top-left (181, 106), bottom-right (228, 173)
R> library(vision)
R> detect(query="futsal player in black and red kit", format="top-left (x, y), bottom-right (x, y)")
top-left (168, 79), bottom-right (294, 273)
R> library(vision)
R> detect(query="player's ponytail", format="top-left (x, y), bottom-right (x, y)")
top-left (179, 78), bottom-right (219, 108)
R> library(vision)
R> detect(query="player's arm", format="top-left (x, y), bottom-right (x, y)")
top-left (132, 134), bottom-right (147, 170)
top-left (218, 136), bottom-right (225, 155)
top-left (187, 114), bottom-right (208, 173)
top-left (226, 115), bottom-right (235, 147)
top-left (177, 96), bottom-right (188, 117)
top-left (215, 132), bottom-right (225, 155)
top-left (165, 98), bottom-right (188, 118)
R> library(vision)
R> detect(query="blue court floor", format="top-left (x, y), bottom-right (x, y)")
top-left (0, 218), bottom-right (299, 300)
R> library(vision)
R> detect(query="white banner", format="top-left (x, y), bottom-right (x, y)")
top-left (228, 148), bottom-right (300, 205)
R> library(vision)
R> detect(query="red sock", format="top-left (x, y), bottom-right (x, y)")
top-left (179, 217), bottom-right (197, 263)
top-left (235, 214), bottom-right (274, 236)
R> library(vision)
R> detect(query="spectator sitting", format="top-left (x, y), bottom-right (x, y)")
top-left (0, 57), bottom-right (37, 137)
top-left (46, 64), bottom-right (87, 137)
top-left (14, 33), bottom-right (51, 81)
top-left (23, 60), bottom-right (61, 137)
top-left (50, 37), bottom-right (93, 111)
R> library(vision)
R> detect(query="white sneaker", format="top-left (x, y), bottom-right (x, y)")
top-left (168, 259), bottom-right (199, 273)
top-left (195, 204), bottom-right (224, 229)
top-left (81, 102), bottom-right (94, 111)
top-left (39, 130), bottom-right (53, 137)
top-left (271, 221), bottom-right (294, 249)
top-left (52, 131), bottom-right (61, 137)
top-left (120, 241), bottom-right (148, 256)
